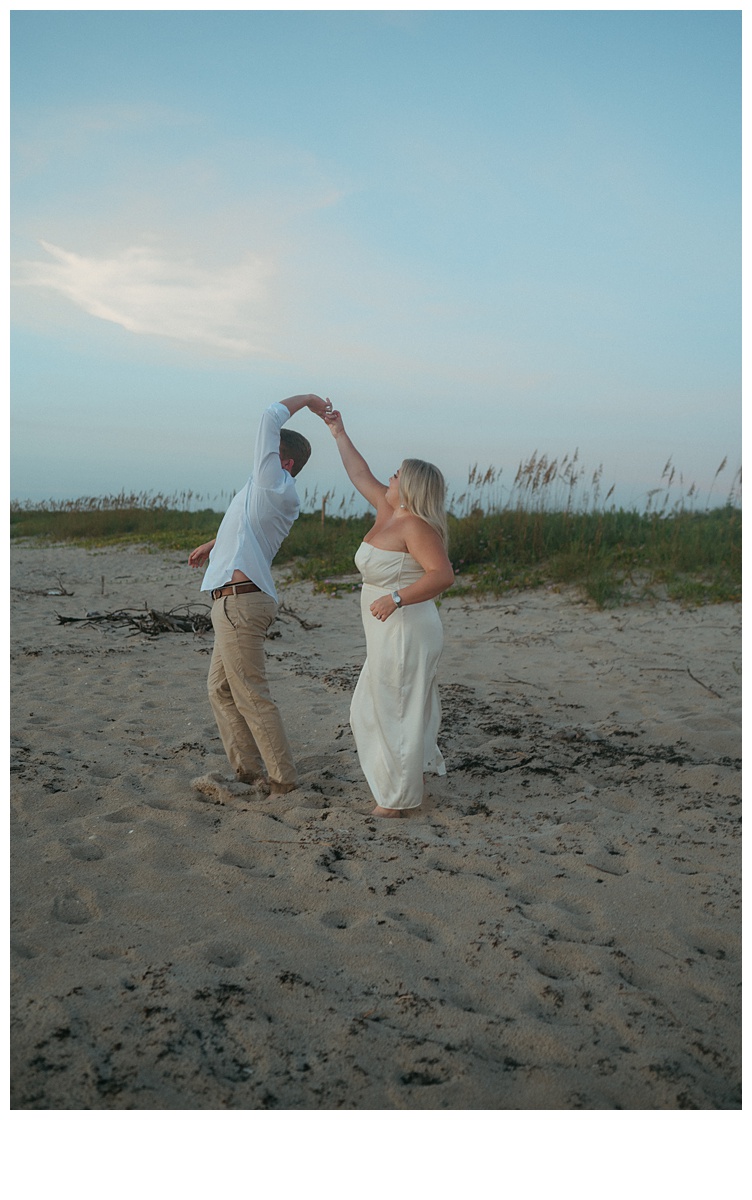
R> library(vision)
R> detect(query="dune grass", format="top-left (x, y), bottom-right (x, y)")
top-left (10, 455), bottom-right (741, 607)
top-left (446, 504), bottom-right (741, 606)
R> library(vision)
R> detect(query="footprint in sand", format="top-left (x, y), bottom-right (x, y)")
top-left (320, 911), bottom-right (350, 929)
top-left (143, 794), bottom-right (174, 811)
top-left (204, 942), bottom-right (244, 968)
top-left (11, 938), bottom-right (40, 959)
top-left (88, 764), bottom-right (120, 779)
top-left (52, 888), bottom-right (99, 925)
top-left (69, 842), bottom-right (105, 861)
top-left (385, 910), bottom-right (436, 943)
top-left (192, 772), bottom-right (256, 805)
top-left (102, 805), bottom-right (143, 824)
top-left (218, 849), bottom-right (256, 871)
top-left (92, 945), bottom-right (128, 960)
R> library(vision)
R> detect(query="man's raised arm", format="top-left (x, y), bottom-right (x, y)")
top-left (280, 394), bottom-right (331, 419)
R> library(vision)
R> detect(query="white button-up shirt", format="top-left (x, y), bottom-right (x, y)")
top-left (200, 402), bottom-right (300, 603)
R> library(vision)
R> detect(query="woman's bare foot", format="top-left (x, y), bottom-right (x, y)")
top-left (372, 805), bottom-right (405, 818)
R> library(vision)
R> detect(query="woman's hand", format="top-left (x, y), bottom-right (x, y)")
top-left (188, 540), bottom-right (215, 569)
top-left (370, 594), bottom-right (399, 622)
top-left (324, 408), bottom-right (345, 438)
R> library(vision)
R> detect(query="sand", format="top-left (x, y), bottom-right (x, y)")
top-left (9, 542), bottom-right (741, 1110)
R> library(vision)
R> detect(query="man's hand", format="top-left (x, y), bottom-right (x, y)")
top-left (307, 395), bottom-right (332, 419)
top-left (280, 394), bottom-right (332, 418)
top-left (188, 540), bottom-right (215, 569)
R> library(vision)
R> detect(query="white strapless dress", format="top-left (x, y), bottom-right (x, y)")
top-left (351, 542), bottom-right (446, 810)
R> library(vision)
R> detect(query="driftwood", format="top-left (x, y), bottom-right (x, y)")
top-left (686, 667), bottom-right (721, 699)
top-left (277, 602), bottom-right (321, 630)
top-left (56, 605), bottom-right (212, 636)
top-left (55, 600), bottom-right (321, 637)
top-left (13, 576), bottom-right (74, 597)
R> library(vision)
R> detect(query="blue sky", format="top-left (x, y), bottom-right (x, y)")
top-left (10, 7), bottom-right (741, 512)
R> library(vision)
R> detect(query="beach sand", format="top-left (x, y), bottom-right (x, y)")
top-left (10, 543), bottom-right (741, 1109)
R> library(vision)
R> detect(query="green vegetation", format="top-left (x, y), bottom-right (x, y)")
top-left (11, 502), bottom-right (222, 550)
top-left (446, 504), bottom-right (741, 607)
top-left (10, 455), bottom-right (741, 608)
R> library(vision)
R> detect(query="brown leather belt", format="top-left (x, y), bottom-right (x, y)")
top-left (211, 581), bottom-right (262, 600)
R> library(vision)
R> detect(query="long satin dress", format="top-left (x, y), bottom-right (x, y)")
top-left (351, 542), bottom-right (446, 810)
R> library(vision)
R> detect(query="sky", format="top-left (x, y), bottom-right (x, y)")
top-left (9, 5), bottom-right (742, 513)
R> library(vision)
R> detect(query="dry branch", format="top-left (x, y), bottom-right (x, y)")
top-left (55, 600), bottom-right (322, 637)
top-left (686, 667), bottom-right (721, 699)
top-left (277, 602), bottom-right (321, 630)
top-left (12, 576), bottom-right (74, 597)
top-left (56, 605), bottom-right (212, 636)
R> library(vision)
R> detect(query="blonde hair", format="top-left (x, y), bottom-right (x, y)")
top-left (398, 458), bottom-right (448, 547)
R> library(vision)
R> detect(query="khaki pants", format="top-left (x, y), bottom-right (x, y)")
top-left (207, 592), bottom-right (297, 787)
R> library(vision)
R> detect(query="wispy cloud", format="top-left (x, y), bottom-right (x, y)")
top-left (11, 103), bottom-right (205, 178)
top-left (13, 240), bottom-right (273, 355)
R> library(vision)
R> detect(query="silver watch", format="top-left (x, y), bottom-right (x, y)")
top-left (391, 590), bottom-right (402, 607)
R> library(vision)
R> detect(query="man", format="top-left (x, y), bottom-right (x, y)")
top-left (188, 393), bottom-right (331, 796)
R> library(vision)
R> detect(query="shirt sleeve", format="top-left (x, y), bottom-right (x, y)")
top-left (253, 402), bottom-right (291, 490)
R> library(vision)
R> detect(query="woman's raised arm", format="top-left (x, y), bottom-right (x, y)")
top-left (324, 409), bottom-right (387, 509)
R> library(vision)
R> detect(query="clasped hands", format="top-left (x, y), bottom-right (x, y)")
top-left (305, 394), bottom-right (332, 419)
top-left (298, 395), bottom-right (344, 437)
top-left (284, 394), bottom-right (333, 419)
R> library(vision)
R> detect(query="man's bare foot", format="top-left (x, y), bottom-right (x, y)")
top-left (372, 805), bottom-right (405, 818)
top-left (236, 770), bottom-right (265, 785)
top-left (269, 780), bottom-right (298, 795)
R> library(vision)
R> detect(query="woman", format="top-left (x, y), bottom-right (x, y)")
top-left (324, 407), bottom-right (454, 818)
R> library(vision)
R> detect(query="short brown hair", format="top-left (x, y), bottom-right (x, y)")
top-left (280, 429), bottom-right (312, 477)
